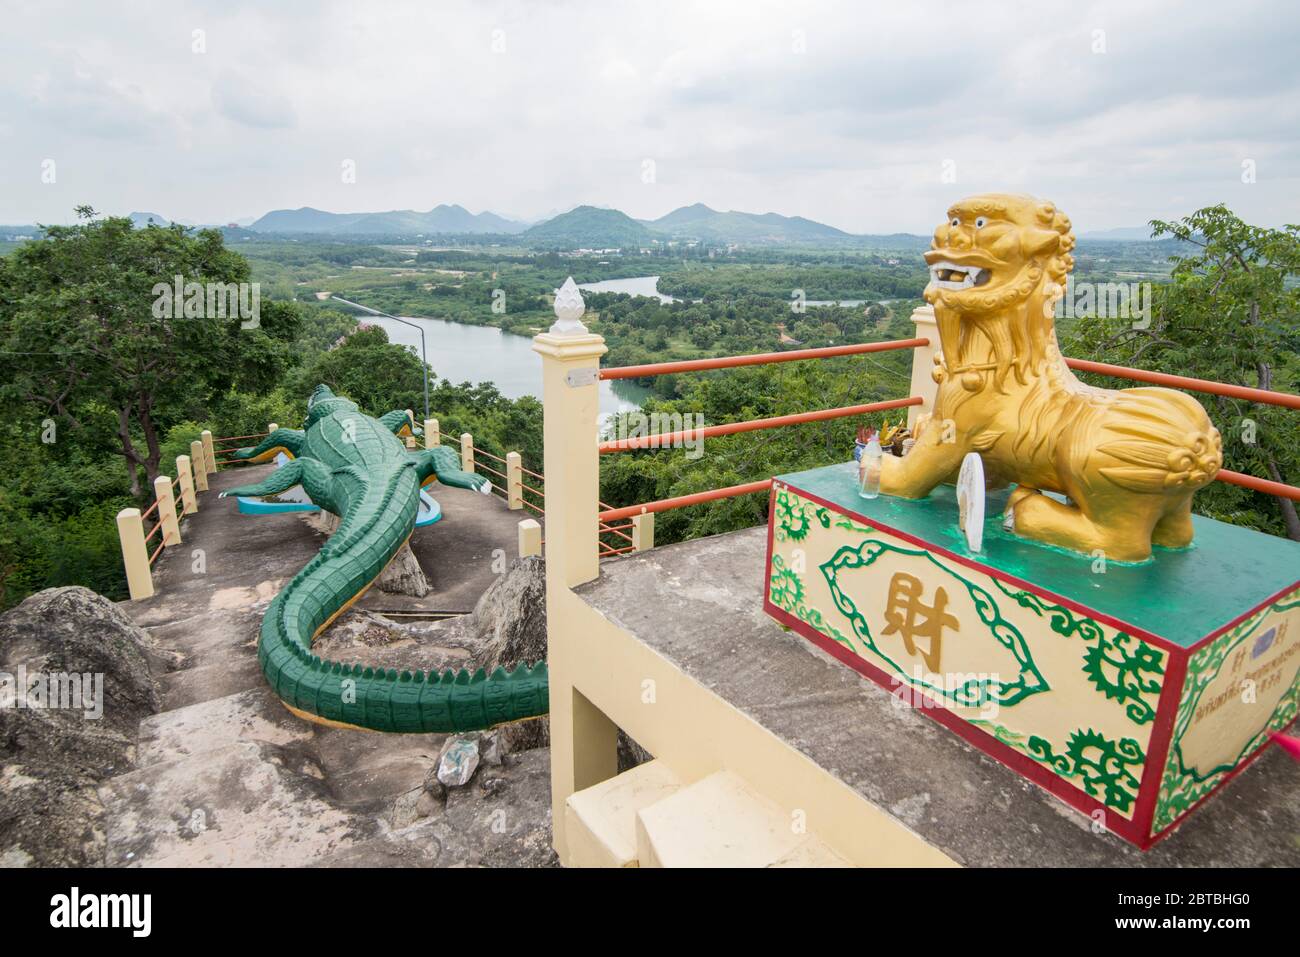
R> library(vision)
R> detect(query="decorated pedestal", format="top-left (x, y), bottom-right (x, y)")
top-left (763, 463), bottom-right (1300, 848)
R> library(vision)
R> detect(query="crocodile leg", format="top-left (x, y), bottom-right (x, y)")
top-left (219, 456), bottom-right (335, 503)
top-left (378, 409), bottom-right (421, 438)
top-left (409, 447), bottom-right (491, 494)
top-left (229, 428), bottom-right (306, 463)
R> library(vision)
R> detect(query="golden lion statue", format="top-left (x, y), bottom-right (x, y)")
top-left (881, 194), bottom-right (1222, 562)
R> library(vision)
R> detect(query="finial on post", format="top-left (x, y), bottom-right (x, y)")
top-left (550, 277), bottom-right (588, 335)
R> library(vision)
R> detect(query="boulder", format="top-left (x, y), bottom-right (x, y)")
top-left (436, 735), bottom-right (481, 787)
top-left (471, 556), bottom-right (550, 753)
top-left (375, 542), bottom-right (431, 598)
top-left (0, 587), bottom-right (162, 866)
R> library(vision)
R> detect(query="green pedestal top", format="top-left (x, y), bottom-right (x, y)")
top-left (776, 462), bottom-right (1300, 649)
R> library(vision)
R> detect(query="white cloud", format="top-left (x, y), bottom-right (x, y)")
top-left (0, 0), bottom-right (1296, 232)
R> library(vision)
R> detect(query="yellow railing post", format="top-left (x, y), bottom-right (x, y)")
top-left (116, 508), bottom-right (154, 600)
top-left (424, 418), bottom-right (439, 448)
top-left (154, 475), bottom-right (181, 546)
top-left (460, 433), bottom-right (474, 472)
top-left (907, 304), bottom-right (939, 431)
top-left (532, 277), bottom-right (605, 588)
top-left (176, 455), bottom-right (198, 514)
top-left (201, 430), bottom-right (216, 474)
top-left (632, 511), bottom-right (654, 552)
top-left (268, 422), bottom-right (278, 433)
top-left (518, 518), bottom-right (542, 558)
top-left (506, 452), bottom-right (523, 509)
top-left (190, 440), bottom-right (209, 492)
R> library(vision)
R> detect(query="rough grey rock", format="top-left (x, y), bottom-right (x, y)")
top-left (480, 729), bottom-right (504, 767)
top-left (0, 586), bottom-right (163, 867)
top-left (471, 556), bottom-right (549, 753)
top-left (389, 785), bottom-right (440, 829)
top-left (436, 735), bottom-right (480, 787)
top-left (375, 542), bottom-right (431, 598)
top-left (305, 512), bottom-right (430, 597)
top-left (617, 730), bottom-right (654, 773)
top-left (474, 556), bottom-right (547, 672)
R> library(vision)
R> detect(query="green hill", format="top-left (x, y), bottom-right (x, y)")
top-left (522, 206), bottom-right (655, 247)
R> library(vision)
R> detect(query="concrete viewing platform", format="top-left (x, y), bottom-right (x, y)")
top-left (574, 526), bottom-right (1300, 866)
top-left (91, 464), bottom-right (555, 868)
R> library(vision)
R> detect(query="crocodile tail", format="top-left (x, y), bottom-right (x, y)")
top-left (257, 465), bottom-right (549, 732)
top-left (1096, 389), bottom-right (1222, 494)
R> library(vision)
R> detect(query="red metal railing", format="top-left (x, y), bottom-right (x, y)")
top-left (598, 397), bottom-right (921, 454)
top-left (594, 336), bottom-right (1300, 526)
top-left (598, 337), bottom-right (929, 380)
top-left (599, 480), bottom-right (775, 523)
top-left (1064, 359), bottom-right (1300, 410)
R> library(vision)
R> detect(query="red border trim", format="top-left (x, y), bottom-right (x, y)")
top-left (1131, 647), bottom-right (1188, 839)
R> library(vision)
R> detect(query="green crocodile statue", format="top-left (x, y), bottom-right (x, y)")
top-left (219, 384), bottom-right (548, 733)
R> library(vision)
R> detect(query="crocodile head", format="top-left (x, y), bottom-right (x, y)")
top-left (304, 383), bottom-right (359, 428)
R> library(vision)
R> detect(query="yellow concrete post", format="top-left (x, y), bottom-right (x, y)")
top-left (531, 279), bottom-right (606, 589)
top-left (506, 452), bottom-right (523, 509)
top-left (424, 418), bottom-right (439, 448)
top-left (632, 511), bottom-right (654, 552)
top-left (176, 455), bottom-right (198, 514)
top-left (153, 475), bottom-right (181, 546)
top-left (906, 304), bottom-right (939, 432)
top-left (460, 433), bottom-right (474, 472)
top-left (116, 508), bottom-right (154, 601)
top-left (201, 430), bottom-right (216, 474)
top-left (190, 440), bottom-right (208, 492)
top-left (268, 422), bottom-right (278, 433)
top-left (535, 277), bottom-right (613, 863)
top-left (518, 518), bottom-right (542, 558)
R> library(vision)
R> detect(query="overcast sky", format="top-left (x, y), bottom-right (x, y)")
top-left (1, 0), bottom-right (1296, 233)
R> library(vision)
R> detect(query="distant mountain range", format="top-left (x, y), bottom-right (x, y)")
top-left (645, 202), bottom-right (853, 243)
top-left (249, 204), bottom-right (527, 235)
top-left (0, 203), bottom-right (1172, 250)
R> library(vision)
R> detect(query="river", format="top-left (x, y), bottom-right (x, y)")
top-left (364, 313), bottom-right (651, 418)
top-left (357, 277), bottom-right (879, 418)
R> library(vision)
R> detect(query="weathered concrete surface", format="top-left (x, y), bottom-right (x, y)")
top-left (98, 741), bottom-right (364, 867)
top-left (0, 462), bottom-right (553, 868)
top-left (577, 526), bottom-right (1300, 867)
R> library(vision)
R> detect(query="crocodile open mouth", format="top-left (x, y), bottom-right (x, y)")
top-left (929, 261), bottom-right (992, 290)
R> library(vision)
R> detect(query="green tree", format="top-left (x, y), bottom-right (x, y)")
top-left (1071, 205), bottom-right (1300, 539)
top-left (0, 209), bottom-right (301, 495)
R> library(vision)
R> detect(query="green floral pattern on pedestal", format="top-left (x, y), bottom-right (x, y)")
top-left (1028, 729), bottom-right (1145, 814)
top-left (768, 554), bottom-right (855, 653)
top-left (992, 580), bottom-right (1165, 725)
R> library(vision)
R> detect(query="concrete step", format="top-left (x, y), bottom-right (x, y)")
top-left (160, 656), bottom-right (264, 710)
top-left (98, 741), bottom-right (369, 867)
top-left (311, 724), bottom-right (442, 810)
top-left (564, 760), bottom-right (682, 867)
top-left (634, 770), bottom-right (849, 868)
top-left (137, 687), bottom-right (313, 768)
